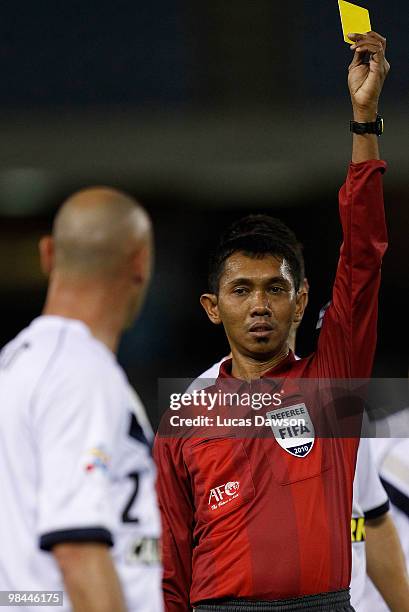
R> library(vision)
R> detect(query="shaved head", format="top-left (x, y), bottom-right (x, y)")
top-left (53, 186), bottom-right (151, 277)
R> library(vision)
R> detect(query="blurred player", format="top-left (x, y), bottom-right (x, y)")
top-left (0, 188), bottom-right (163, 611)
top-left (155, 31), bottom-right (390, 611)
top-left (317, 308), bottom-right (409, 610)
top-left (361, 410), bottom-right (409, 611)
top-left (353, 438), bottom-right (409, 611)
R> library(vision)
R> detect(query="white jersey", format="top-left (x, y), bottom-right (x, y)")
top-left (0, 316), bottom-right (163, 612)
top-left (350, 439), bottom-right (389, 610)
top-left (361, 410), bottom-right (409, 611)
top-left (193, 358), bottom-right (389, 610)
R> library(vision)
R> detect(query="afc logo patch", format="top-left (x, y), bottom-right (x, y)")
top-left (208, 481), bottom-right (240, 511)
top-left (266, 402), bottom-right (315, 458)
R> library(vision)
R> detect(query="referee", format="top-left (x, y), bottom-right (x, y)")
top-left (155, 31), bottom-right (390, 611)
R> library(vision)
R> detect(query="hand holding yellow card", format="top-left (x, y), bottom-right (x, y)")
top-left (338, 0), bottom-right (371, 44)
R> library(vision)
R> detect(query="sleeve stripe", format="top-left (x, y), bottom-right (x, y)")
top-left (380, 477), bottom-right (409, 519)
top-left (129, 412), bottom-right (151, 449)
top-left (364, 499), bottom-right (390, 520)
top-left (39, 527), bottom-right (113, 551)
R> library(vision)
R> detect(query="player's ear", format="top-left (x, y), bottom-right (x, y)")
top-left (293, 285), bottom-right (308, 324)
top-left (39, 236), bottom-right (55, 276)
top-left (298, 277), bottom-right (310, 313)
top-left (200, 293), bottom-right (222, 325)
top-left (131, 242), bottom-right (153, 286)
top-left (302, 277), bottom-right (310, 296)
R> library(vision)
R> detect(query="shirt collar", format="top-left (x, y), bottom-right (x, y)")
top-left (218, 350), bottom-right (296, 380)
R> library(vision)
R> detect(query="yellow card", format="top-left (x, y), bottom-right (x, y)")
top-left (338, 0), bottom-right (371, 44)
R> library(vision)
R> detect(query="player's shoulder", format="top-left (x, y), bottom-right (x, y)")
top-left (187, 357), bottom-right (227, 393)
top-left (354, 439), bottom-right (377, 480)
top-left (200, 359), bottom-right (225, 379)
top-left (27, 316), bottom-right (125, 391)
top-left (353, 439), bottom-right (389, 515)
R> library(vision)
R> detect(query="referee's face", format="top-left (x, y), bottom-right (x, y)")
top-left (201, 252), bottom-right (306, 359)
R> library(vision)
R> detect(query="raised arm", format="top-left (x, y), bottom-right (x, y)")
top-left (348, 31), bottom-right (390, 163)
top-left (316, 32), bottom-right (389, 378)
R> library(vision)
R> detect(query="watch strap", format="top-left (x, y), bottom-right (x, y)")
top-left (350, 115), bottom-right (384, 136)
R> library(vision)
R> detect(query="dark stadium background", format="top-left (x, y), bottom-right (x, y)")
top-left (0, 1), bottom-right (407, 427)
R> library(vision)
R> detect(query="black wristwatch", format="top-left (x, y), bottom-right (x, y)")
top-left (350, 115), bottom-right (384, 136)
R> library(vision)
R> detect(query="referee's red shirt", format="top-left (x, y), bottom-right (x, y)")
top-left (154, 160), bottom-right (388, 610)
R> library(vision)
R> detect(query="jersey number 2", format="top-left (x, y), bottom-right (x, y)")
top-left (122, 472), bottom-right (140, 523)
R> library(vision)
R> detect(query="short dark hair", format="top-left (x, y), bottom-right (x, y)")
top-left (208, 214), bottom-right (304, 294)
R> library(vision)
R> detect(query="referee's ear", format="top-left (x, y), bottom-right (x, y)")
top-left (200, 293), bottom-right (222, 325)
top-left (39, 235), bottom-right (55, 276)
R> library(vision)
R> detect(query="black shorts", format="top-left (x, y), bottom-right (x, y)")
top-left (194, 589), bottom-right (355, 612)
